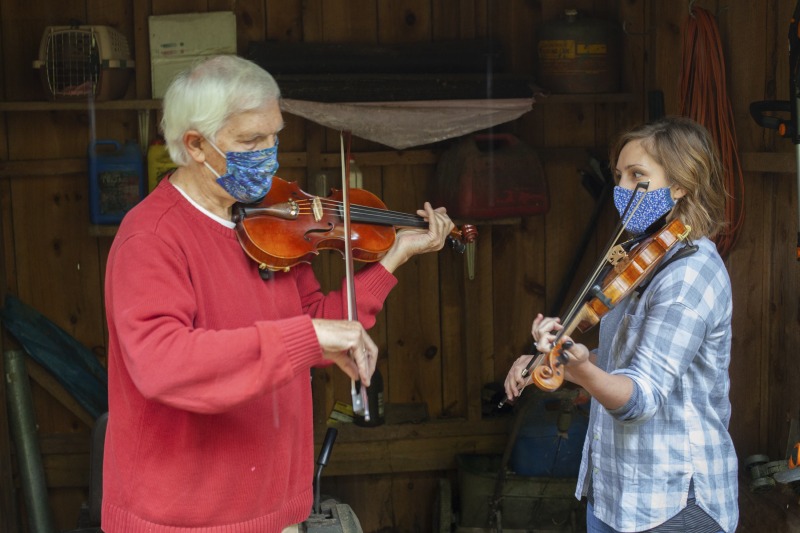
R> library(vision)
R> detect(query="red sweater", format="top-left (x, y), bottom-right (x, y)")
top-left (102, 179), bottom-right (396, 533)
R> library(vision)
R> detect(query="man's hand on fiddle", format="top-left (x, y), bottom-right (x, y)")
top-left (378, 202), bottom-right (454, 273)
top-left (312, 319), bottom-right (378, 385)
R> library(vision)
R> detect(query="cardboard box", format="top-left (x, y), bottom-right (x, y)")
top-left (148, 11), bottom-right (236, 99)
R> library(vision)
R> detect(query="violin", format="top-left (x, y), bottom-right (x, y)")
top-left (233, 176), bottom-right (477, 271)
top-left (522, 217), bottom-right (692, 393)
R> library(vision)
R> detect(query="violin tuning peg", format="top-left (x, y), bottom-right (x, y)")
top-left (446, 236), bottom-right (466, 254)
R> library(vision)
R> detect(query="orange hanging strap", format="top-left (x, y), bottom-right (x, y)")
top-left (679, 6), bottom-right (745, 258)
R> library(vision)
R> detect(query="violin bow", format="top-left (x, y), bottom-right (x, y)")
top-left (341, 131), bottom-right (370, 421)
top-left (518, 181), bottom-right (652, 380)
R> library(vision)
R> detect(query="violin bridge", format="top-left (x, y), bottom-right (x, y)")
top-left (311, 197), bottom-right (323, 222)
top-left (606, 245), bottom-right (627, 266)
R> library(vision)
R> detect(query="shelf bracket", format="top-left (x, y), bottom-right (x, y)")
top-left (137, 109), bottom-right (151, 154)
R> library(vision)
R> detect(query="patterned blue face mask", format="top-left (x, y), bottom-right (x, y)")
top-left (205, 138), bottom-right (279, 203)
top-left (613, 185), bottom-right (675, 235)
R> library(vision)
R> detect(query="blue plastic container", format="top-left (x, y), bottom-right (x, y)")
top-left (509, 392), bottom-right (589, 478)
top-left (88, 140), bottom-right (145, 224)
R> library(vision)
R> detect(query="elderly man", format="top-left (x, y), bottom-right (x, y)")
top-left (102, 55), bottom-right (453, 533)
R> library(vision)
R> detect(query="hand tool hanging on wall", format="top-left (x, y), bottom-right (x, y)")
top-left (750, 0), bottom-right (800, 261)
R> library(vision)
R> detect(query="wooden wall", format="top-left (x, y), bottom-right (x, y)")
top-left (0, 0), bottom-right (798, 531)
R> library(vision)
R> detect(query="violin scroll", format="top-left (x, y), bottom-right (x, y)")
top-left (446, 224), bottom-right (478, 253)
top-left (531, 340), bottom-right (572, 392)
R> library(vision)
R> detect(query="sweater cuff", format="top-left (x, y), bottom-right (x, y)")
top-left (267, 315), bottom-right (323, 376)
top-left (357, 263), bottom-right (398, 302)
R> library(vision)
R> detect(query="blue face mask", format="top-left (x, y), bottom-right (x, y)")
top-left (613, 185), bottom-right (675, 235)
top-left (205, 138), bottom-right (279, 203)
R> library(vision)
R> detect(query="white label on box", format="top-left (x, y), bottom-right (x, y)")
top-left (149, 11), bottom-right (236, 98)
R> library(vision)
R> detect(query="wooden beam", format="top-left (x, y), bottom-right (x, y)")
top-left (314, 417), bottom-right (511, 475)
top-left (0, 100), bottom-right (161, 112)
top-left (319, 432), bottom-right (508, 476)
top-left (25, 358), bottom-right (94, 427)
top-left (0, 150), bottom-right (438, 179)
top-left (0, 158), bottom-right (86, 177)
top-left (741, 152), bottom-right (797, 174)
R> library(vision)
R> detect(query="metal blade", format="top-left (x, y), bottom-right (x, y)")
top-left (351, 380), bottom-right (365, 415)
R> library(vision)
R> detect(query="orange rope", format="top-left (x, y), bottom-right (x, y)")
top-left (679, 6), bottom-right (745, 258)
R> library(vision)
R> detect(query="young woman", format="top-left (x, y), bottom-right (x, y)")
top-left (505, 116), bottom-right (738, 533)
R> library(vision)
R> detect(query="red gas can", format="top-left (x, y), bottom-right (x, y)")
top-left (434, 133), bottom-right (549, 220)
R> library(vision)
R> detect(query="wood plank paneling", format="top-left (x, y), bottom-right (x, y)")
top-left (151, 0), bottom-right (206, 16)
top-left (261, 0), bottom-right (295, 43)
top-left (1, 0), bottom-right (798, 531)
top-left (431, 0), bottom-right (480, 39)
top-left (765, 0), bottom-right (800, 464)
top-left (384, 165), bottom-right (444, 415)
top-left (723, 0), bottom-right (772, 460)
top-left (378, 0), bottom-right (431, 44)
top-left (0, 0), bottom-right (85, 101)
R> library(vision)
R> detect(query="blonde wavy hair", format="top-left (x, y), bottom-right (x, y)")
top-left (609, 116), bottom-right (727, 240)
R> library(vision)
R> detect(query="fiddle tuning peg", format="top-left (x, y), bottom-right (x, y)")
top-left (446, 235), bottom-right (466, 253)
top-left (455, 224), bottom-right (478, 281)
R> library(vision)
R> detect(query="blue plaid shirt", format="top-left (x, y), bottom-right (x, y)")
top-left (575, 237), bottom-right (738, 532)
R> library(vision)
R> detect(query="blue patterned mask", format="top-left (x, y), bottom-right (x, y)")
top-left (613, 185), bottom-right (675, 235)
top-left (205, 138), bottom-right (279, 203)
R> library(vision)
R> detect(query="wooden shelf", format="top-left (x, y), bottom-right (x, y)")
top-left (534, 92), bottom-right (637, 104)
top-left (89, 225), bottom-right (120, 238)
top-left (314, 416), bottom-right (511, 476)
top-left (0, 99), bottom-right (163, 152)
top-left (0, 99), bottom-right (162, 112)
top-left (0, 93), bottom-right (635, 113)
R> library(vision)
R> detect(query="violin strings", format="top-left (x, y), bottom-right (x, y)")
top-left (294, 204), bottom-right (422, 224)
top-left (291, 199), bottom-right (426, 225)
top-left (554, 183), bottom-right (650, 339)
top-left (316, 199), bottom-right (423, 222)
top-left (295, 208), bottom-right (426, 227)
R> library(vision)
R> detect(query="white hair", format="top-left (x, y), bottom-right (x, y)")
top-left (161, 55), bottom-right (281, 165)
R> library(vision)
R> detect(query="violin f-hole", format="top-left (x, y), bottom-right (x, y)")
top-left (303, 223), bottom-right (335, 242)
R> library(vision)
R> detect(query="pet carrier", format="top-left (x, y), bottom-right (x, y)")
top-left (32, 25), bottom-right (134, 101)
